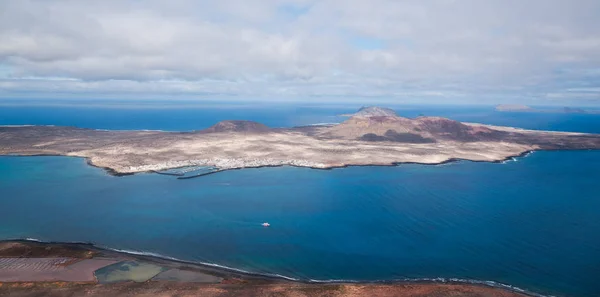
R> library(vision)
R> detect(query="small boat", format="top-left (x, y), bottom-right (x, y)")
top-left (262, 222), bottom-right (270, 227)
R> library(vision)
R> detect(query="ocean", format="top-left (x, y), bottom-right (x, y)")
top-left (1, 103), bottom-right (599, 297)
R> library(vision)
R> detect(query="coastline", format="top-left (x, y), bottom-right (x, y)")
top-left (0, 239), bottom-right (544, 297)
top-left (98, 148), bottom-right (596, 178)
top-left (0, 148), bottom-right (557, 178)
top-left (2, 118), bottom-right (599, 176)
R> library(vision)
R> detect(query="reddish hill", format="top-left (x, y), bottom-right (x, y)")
top-left (321, 107), bottom-right (509, 142)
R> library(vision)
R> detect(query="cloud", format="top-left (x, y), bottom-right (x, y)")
top-left (0, 0), bottom-right (599, 104)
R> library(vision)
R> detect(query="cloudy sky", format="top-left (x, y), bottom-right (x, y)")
top-left (1, 0), bottom-right (599, 105)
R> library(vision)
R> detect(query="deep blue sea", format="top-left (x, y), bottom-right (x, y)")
top-left (1, 102), bottom-right (599, 297)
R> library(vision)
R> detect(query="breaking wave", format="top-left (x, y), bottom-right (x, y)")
top-left (501, 151), bottom-right (535, 164)
top-left (7, 238), bottom-right (552, 297)
top-left (99, 245), bottom-right (558, 296)
top-left (309, 277), bottom-right (554, 297)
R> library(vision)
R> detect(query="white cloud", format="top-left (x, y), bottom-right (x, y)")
top-left (0, 0), bottom-right (599, 104)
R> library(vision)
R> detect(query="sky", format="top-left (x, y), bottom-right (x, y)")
top-left (1, 0), bottom-right (599, 105)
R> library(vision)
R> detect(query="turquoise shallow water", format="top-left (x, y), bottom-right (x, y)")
top-left (1, 104), bottom-right (600, 296)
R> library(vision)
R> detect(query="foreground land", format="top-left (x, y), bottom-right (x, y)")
top-left (0, 240), bottom-right (530, 297)
top-left (1, 106), bottom-right (599, 175)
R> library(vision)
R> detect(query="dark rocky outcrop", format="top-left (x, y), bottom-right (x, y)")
top-left (202, 120), bottom-right (270, 133)
top-left (384, 130), bottom-right (436, 143)
top-left (359, 133), bottom-right (388, 142)
top-left (359, 130), bottom-right (436, 143)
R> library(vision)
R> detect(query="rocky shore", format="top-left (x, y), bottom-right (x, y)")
top-left (0, 240), bottom-right (534, 297)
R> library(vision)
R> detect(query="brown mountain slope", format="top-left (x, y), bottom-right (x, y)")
top-left (319, 109), bottom-right (508, 143)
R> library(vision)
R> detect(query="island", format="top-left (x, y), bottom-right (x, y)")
top-left (1, 106), bottom-right (599, 176)
top-left (495, 104), bottom-right (533, 112)
top-left (495, 104), bottom-right (599, 114)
